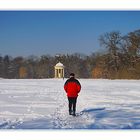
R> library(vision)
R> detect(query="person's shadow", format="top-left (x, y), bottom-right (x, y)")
top-left (77, 106), bottom-right (140, 129)
top-left (81, 107), bottom-right (106, 113)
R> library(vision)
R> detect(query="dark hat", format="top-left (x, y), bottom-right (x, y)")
top-left (70, 73), bottom-right (75, 77)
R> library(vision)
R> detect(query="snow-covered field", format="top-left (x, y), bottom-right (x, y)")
top-left (0, 78), bottom-right (140, 129)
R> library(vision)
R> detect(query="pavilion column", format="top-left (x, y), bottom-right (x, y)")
top-left (55, 69), bottom-right (57, 78)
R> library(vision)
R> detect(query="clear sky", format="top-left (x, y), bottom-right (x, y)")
top-left (0, 11), bottom-right (140, 57)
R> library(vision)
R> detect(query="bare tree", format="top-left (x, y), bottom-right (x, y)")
top-left (99, 31), bottom-right (122, 72)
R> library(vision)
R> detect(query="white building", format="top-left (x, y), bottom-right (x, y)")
top-left (54, 62), bottom-right (64, 78)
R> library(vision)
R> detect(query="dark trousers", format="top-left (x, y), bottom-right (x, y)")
top-left (68, 97), bottom-right (77, 113)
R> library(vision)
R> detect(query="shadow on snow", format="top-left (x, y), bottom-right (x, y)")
top-left (1, 107), bottom-right (140, 129)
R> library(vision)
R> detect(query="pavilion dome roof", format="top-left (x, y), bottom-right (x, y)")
top-left (55, 62), bottom-right (64, 67)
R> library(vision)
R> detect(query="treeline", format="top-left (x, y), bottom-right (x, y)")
top-left (96, 29), bottom-right (140, 79)
top-left (0, 29), bottom-right (140, 79)
top-left (0, 53), bottom-right (95, 79)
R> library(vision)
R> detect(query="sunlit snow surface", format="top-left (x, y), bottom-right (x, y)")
top-left (0, 79), bottom-right (140, 129)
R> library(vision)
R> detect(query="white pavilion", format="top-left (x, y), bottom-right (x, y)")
top-left (54, 62), bottom-right (64, 78)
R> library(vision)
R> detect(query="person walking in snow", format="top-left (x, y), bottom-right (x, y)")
top-left (64, 73), bottom-right (81, 116)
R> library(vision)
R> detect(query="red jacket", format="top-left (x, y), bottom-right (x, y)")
top-left (64, 77), bottom-right (81, 97)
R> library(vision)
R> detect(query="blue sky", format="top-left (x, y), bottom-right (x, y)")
top-left (0, 11), bottom-right (140, 57)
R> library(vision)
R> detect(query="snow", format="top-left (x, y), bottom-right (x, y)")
top-left (0, 78), bottom-right (140, 129)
